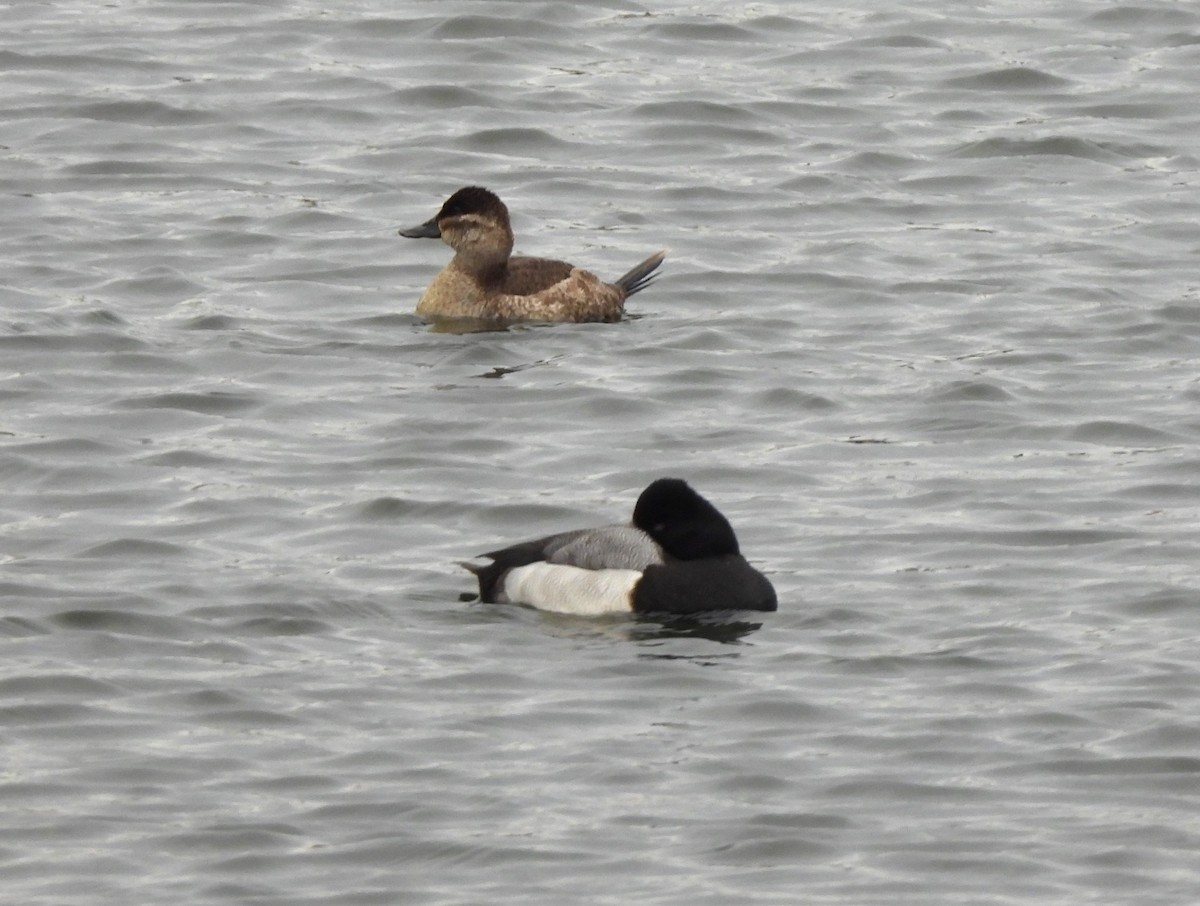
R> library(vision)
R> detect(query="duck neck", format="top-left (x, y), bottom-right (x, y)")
top-left (451, 239), bottom-right (512, 288)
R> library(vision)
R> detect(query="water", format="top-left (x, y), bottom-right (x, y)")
top-left (3, 1), bottom-right (1200, 903)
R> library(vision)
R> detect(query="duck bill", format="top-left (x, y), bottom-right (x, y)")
top-left (398, 217), bottom-right (441, 239)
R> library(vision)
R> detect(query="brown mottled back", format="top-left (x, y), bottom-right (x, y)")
top-left (500, 256), bottom-right (575, 295)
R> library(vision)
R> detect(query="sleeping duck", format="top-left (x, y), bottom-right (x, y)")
top-left (399, 186), bottom-right (665, 324)
top-left (465, 478), bottom-right (777, 615)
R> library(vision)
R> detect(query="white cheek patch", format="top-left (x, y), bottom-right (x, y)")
top-left (503, 564), bottom-right (640, 616)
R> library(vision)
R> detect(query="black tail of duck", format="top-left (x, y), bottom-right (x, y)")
top-left (615, 249), bottom-right (667, 298)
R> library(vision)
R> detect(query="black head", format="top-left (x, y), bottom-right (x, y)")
top-left (632, 478), bottom-right (740, 561)
top-left (436, 186), bottom-right (507, 222)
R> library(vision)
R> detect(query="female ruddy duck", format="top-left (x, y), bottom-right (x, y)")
top-left (464, 478), bottom-right (777, 615)
top-left (399, 186), bottom-right (666, 323)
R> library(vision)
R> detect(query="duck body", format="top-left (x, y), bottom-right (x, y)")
top-left (465, 479), bottom-right (777, 615)
top-left (399, 186), bottom-right (665, 324)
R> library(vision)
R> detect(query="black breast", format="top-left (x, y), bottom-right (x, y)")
top-left (631, 556), bottom-right (777, 613)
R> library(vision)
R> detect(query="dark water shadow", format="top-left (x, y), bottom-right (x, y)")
top-left (459, 595), bottom-right (767, 646)
top-left (629, 611), bottom-right (766, 645)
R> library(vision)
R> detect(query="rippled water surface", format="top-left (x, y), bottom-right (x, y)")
top-left (4, 1), bottom-right (1200, 903)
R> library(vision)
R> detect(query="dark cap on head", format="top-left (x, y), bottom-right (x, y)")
top-left (632, 478), bottom-right (740, 560)
top-left (399, 186), bottom-right (509, 239)
top-left (436, 186), bottom-right (506, 221)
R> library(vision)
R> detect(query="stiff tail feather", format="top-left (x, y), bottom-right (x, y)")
top-left (614, 249), bottom-right (667, 298)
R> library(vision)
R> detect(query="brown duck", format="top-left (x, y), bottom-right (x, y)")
top-left (399, 186), bottom-right (665, 323)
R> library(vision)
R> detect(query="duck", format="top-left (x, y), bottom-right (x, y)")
top-left (464, 478), bottom-right (777, 615)
top-left (399, 186), bottom-right (666, 323)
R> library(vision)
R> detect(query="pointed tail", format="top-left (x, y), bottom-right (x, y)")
top-left (461, 560), bottom-right (502, 603)
top-left (614, 249), bottom-right (667, 298)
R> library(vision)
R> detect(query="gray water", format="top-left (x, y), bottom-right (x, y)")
top-left (4, 1), bottom-right (1200, 903)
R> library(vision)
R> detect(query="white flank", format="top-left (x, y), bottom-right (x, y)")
top-left (503, 564), bottom-right (640, 615)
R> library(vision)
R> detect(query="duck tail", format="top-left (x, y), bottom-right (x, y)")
top-left (614, 249), bottom-right (667, 298)
top-left (460, 560), bottom-right (502, 603)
